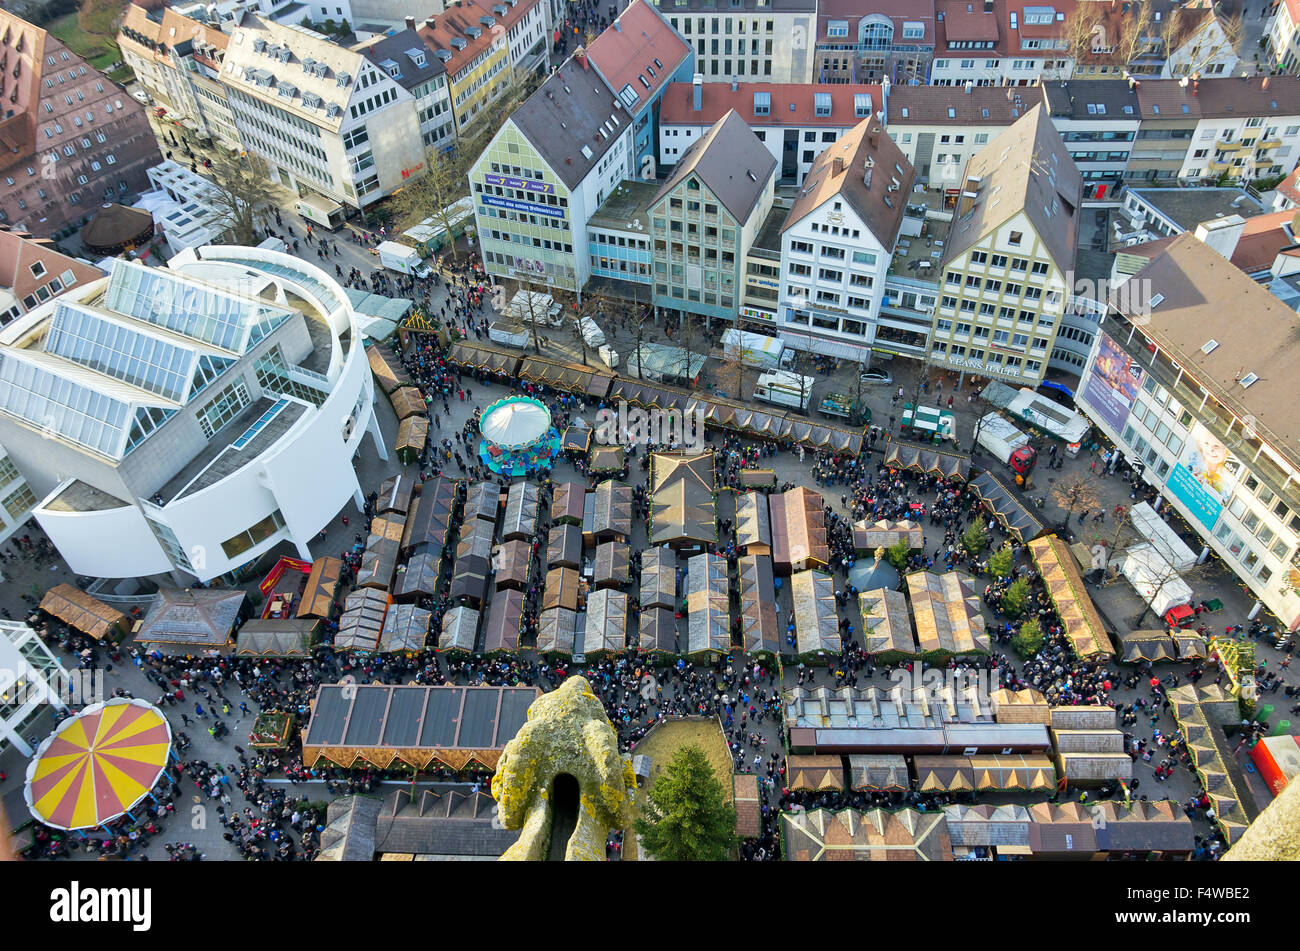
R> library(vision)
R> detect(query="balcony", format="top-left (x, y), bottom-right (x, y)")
top-left (1206, 159), bottom-right (1230, 174)
top-left (1257, 137), bottom-right (1283, 151)
top-left (1215, 139), bottom-right (1245, 151)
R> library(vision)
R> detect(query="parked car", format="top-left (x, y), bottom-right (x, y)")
top-left (131, 90), bottom-right (149, 104)
top-left (859, 369), bottom-right (893, 385)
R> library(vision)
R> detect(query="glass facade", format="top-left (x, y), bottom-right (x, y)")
top-left (220, 508), bottom-right (285, 559)
top-left (2, 483), bottom-right (35, 520)
top-left (45, 303), bottom-right (195, 401)
top-left (0, 352), bottom-right (131, 457)
top-left (146, 515), bottom-right (193, 572)
top-left (198, 379), bottom-right (251, 439)
top-left (253, 345), bottom-right (327, 406)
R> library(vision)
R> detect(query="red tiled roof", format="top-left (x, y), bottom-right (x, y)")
top-left (1231, 210), bottom-right (1298, 273)
top-left (586, 0), bottom-right (690, 112)
top-left (659, 82), bottom-right (883, 127)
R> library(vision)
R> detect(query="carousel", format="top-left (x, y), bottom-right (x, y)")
top-left (477, 396), bottom-right (561, 477)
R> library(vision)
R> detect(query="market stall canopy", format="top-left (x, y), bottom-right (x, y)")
top-left (913, 756), bottom-right (977, 793)
top-left (456, 519), bottom-right (496, 562)
top-left (24, 698), bottom-right (171, 830)
top-left (396, 415), bottom-right (429, 464)
top-left (609, 379), bottom-right (689, 412)
top-left (502, 482), bottom-right (540, 541)
top-left (235, 618), bottom-right (321, 657)
top-left (551, 481), bottom-right (587, 525)
top-left (396, 549), bottom-right (443, 600)
top-left (735, 491), bottom-right (772, 554)
top-left (637, 607), bottom-right (678, 656)
top-left (734, 773), bottom-right (762, 839)
top-left (389, 386), bottom-right (427, 421)
top-left (445, 342), bottom-right (521, 375)
top-left (480, 397), bottom-right (551, 450)
top-left (968, 754), bottom-right (1057, 791)
top-left (39, 584), bottom-right (128, 641)
top-left (686, 552), bottom-right (730, 657)
top-left (989, 688), bottom-right (1052, 725)
top-left (378, 474), bottom-right (415, 515)
top-left (1172, 631), bottom-right (1207, 660)
top-left (438, 606), bottom-right (480, 653)
top-left (518, 356), bottom-right (612, 397)
top-left (1090, 800), bottom-right (1196, 854)
top-left (592, 480), bottom-right (633, 540)
top-left (969, 471), bottom-right (1044, 542)
top-left (1117, 629), bottom-right (1179, 664)
top-left (787, 755), bottom-right (845, 792)
top-left (1127, 501), bottom-right (1197, 571)
top-left (1026, 535), bottom-right (1114, 659)
top-left (853, 519), bottom-right (924, 554)
top-left (483, 588), bottom-right (525, 653)
top-left (357, 536), bottom-right (400, 591)
top-left (335, 588), bottom-right (390, 652)
top-left (585, 588), bottom-right (628, 657)
top-left (847, 754), bottom-right (908, 792)
top-left (1027, 803), bottom-right (1099, 855)
top-left (380, 604), bottom-right (431, 654)
top-left (402, 477), bottom-right (458, 553)
top-left (546, 523), bottom-right (583, 570)
top-left (371, 514), bottom-right (406, 542)
top-left (543, 566), bottom-right (582, 612)
top-left (298, 557), bottom-right (343, 620)
top-left (366, 343), bottom-right (412, 394)
top-left (769, 486), bottom-right (830, 572)
top-left (942, 804), bottom-right (1032, 851)
top-left (791, 569), bottom-right (839, 657)
top-left (562, 421), bottom-right (593, 456)
top-left (593, 540), bottom-right (631, 589)
top-left (135, 587), bottom-right (246, 652)
top-left (639, 546), bottom-right (677, 611)
top-left (589, 445), bottom-right (625, 473)
top-left (80, 203), bottom-right (154, 256)
top-left (449, 554), bottom-right (490, 605)
top-left (737, 554), bottom-right (780, 656)
top-left (650, 452), bottom-right (717, 547)
top-left (537, 608), bottom-right (578, 656)
top-left (859, 587), bottom-right (917, 658)
top-left (884, 439), bottom-right (970, 481)
top-left (464, 481), bottom-right (501, 524)
top-left (781, 808), bottom-right (951, 861)
top-left (906, 571), bottom-right (990, 656)
top-left (494, 538), bottom-right (532, 590)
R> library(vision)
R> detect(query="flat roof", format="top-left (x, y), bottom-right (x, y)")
top-left (587, 180), bottom-right (660, 232)
top-left (41, 480), bottom-right (130, 513)
top-left (1128, 187), bottom-right (1265, 232)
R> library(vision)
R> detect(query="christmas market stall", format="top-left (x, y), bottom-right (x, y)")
top-left (649, 451), bottom-right (717, 549)
top-left (791, 569), bottom-right (839, 661)
top-left (585, 589), bottom-right (628, 658)
top-left (536, 608), bottom-right (578, 658)
top-left (770, 486), bottom-right (830, 574)
top-left (501, 481), bottom-right (541, 542)
top-left (593, 540), bottom-right (631, 589)
top-left (906, 570), bottom-right (990, 658)
top-left (1026, 535), bottom-right (1115, 659)
top-left (737, 554), bottom-right (780, 658)
top-left (858, 587), bottom-right (917, 661)
top-left (686, 552), bottom-right (729, 658)
top-left (640, 545), bottom-right (677, 611)
top-left (546, 523), bottom-right (583, 570)
top-left (735, 491), bottom-right (772, 555)
top-left (438, 606), bottom-right (480, 655)
top-left (234, 618), bottom-right (321, 658)
top-left (592, 479), bottom-right (634, 541)
top-left (494, 539), bottom-right (533, 591)
top-left (637, 607), bottom-right (678, 657)
top-left (380, 604), bottom-right (431, 654)
top-left (483, 588), bottom-right (526, 654)
top-left (334, 588), bottom-right (390, 653)
top-left (298, 557), bottom-right (343, 620)
top-left (551, 481), bottom-right (586, 525)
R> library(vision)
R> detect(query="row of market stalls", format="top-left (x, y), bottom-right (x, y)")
top-left (968, 471), bottom-right (1045, 543)
top-left (768, 487), bottom-right (830, 574)
top-left (442, 343), bottom-right (864, 454)
top-left (1166, 684), bottom-right (1258, 845)
top-left (942, 801), bottom-right (1195, 859)
top-left (1115, 628), bottom-right (1208, 665)
top-left (1026, 535), bottom-right (1115, 659)
top-left (883, 438), bottom-right (971, 481)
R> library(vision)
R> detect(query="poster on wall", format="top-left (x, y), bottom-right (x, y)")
top-left (1081, 332), bottom-right (1144, 433)
top-left (1165, 422), bottom-right (1242, 531)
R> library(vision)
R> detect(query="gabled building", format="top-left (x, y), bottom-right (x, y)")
top-left (658, 78), bottom-right (882, 185)
top-left (356, 23), bottom-right (454, 152)
top-left (885, 83), bottom-right (1026, 186)
top-left (221, 15), bottom-right (425, 210)
top-left (650, 110), bottom-right (775, 325)
top-left (1268, 0), bottom-right (1300, 72)
top-left (0, 11), bottom-right (160, 238)
top-left (928, 104), bottom-right (1081, 385)
top-left (812, 0), bottom-right (935, 85)
top-left (930, 0), bottom-right (1073, 87)
top-left (651, 0), bottom-right (816, 84)
top-left (778, 119), bottom-right (915, 361)
top-left (586, 0), bottom-right (693, 176)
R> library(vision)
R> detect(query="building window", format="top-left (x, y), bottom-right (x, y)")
top-left (2, 483), bottom-right (36, 521)
top-left (198, 379), bottom-right (251, 438)
top-left (219, 509), bottom-right (286, 559)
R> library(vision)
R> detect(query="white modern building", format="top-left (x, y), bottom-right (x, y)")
top-left (0, 246), bottom-right (384, 584)
top-left (0, 619), bottom-right (74, 756)
top-left (136, 161), bottom-right (237, 256)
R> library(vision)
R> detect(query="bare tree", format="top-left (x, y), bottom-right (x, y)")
top-left (718, 335), bottom-right (751, 402)
top-left (630, 303), bottom-right (650, 381)
top-left (390, 149), bottom-right (471, 264)
top-left (1161, 8), bottom-right (1243, 77)
top-left (509, 277), bottom-right (552, 354)
top-left (1049, 474), bottom-right (1102, 536)
top-left (205, 153), bottom-right (278, 246)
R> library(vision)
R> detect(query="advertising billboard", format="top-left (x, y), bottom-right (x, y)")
top-left (1081, 332), bottom-right (1144, 433)
top-left (1165, 422), bottom-right (1242, 531)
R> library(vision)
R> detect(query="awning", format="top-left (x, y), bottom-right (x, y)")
top-left (884, 438), bottom-right (970, 481)
top-left (297, 557), bottom-right (343, 619)
top-left (969, 471), bottom-right (1044, 542)
top-left (790, 569), bottom-right (838, 657)
top-left (236, 618), bottom-right (321, 657)
top-left (445, 342), bottom-right (521, 375)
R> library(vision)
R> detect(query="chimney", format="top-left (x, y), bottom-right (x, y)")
top-left (1263, 75), bottom-right (1271, 90)
top-left (693, 72), bottom-right (703, 111)
top-left (405, 15), bottom-right (416, 30)
top-left (1193, 78), bottom-right (1199, 96)
top-left (1194, 214), bottom-right (1246, 262)
top-left (833, 156), bottom-right (845, 176)
top-left (868, 125), bottom-right (879, 148)
top-left (731, 76), bottom-right (738, 92)
top-left (423, 17), bottom-right (436, 30)
top-left (576, 47), bottom-right (588, 69)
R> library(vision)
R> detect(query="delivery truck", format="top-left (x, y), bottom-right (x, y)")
top-left (721, 329), bottom-right (794, 370)
top-left (754, 371), bottom-right (816, 412)
top-left (488, 320), bottom-right (530, 348)
top-left (376, 241), bottom-right (433, 279)
top-left (975, 413), bottom-right (1037, 475)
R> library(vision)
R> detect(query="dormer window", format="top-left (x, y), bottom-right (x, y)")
top-left (302, 92), bottom-right (321, 109)
top-left (381, 58), bottom-right (401, 78)
top-left (336, 70), bottom-right (351, 86)
top-left (406, 48), bottom-right (426, 68)
top-left (252, 37), bottom-right (267, 53)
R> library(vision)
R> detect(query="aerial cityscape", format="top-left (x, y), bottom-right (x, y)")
top-left (1, 0), bottom-right (1299, 875)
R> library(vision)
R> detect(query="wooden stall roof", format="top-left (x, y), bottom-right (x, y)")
top-left (494, 538), bottom-right (532, 590)
top-left (589, 445), bottom-right (625, 472)
top-left (686, 552), bottom-right (729, 657)
top-left (463, 481), bottom-right (500, 524)
top-left (380, 604), bottom-right (431, 653)
top-left (335, 588), bottom-right (391, 652)
top-left (449, 555), bottom-right (490, 605)
top-left (738, 468), bottom-right (776, 488)
top-left (444, 341), bottom-right (521, 375)
top-left (913, 756), bottom-right (977, 793)
top-left (438, 606), bottom-right (480, 653)
top-left (562, 421), bottom-right (592, 455)
top-left (883, 438), bottom-right (970, 480)
top-left (39, 584), bottom-right (128, 641)
top-left (502, 481), bottom-right (540, 541)
top-left (781, 808), bottom-right (951, 862)
top-left (585, 588), bottom-right (628, 657)
top-left (395, 550), bottom-right (443, 599)
top-left (389, 386), bottom-right (427, 421)
top-left (734, 773), bottom-right (762, 838)
top-left (298, 557), bottom-right (343, 620)
top-left (790, 569), bottom-right (839, 656)
top-left (637, 606), bottom-right (677, 656)
top-left (858, 587), bottom-right (917, 657)
top-left (649, 452), bottom-right (716, 547)
top-left (366, 343), bottom-right (411, 394)
top-left (639, 546), bottom-right (677, 611)
top-left (357, 536), bottom-right (400, 590)
top-left (483, 588), bottom-right (525, 653)
top-left (135, 587), bottom-right (245, 649)
top-left (551, 481), bottom-right (586, 525)
top-left (787, 755), bottom-right (845, 792)
top-left (401, 477), bottom-right (457, 553)
top-left (769, 486), bottom-right (830, 570)
top-left (378, 475), bottom-right (415, 515)
top-left (593, 540), bottom-right (631, 588)
top-left (969, 471), bottom-right (1045, 542)
top-left (847, 754), bottom-right (909, 792)
top-left (853, 518), bottom-right (924, 554)
top-left (370, 514), bottom-right (406, 542)
top-left (967, 754), bottom-right (1057, 791)
top-left (737, 554), bottom-right (780, 656)
top-left (989, 688), bottom-right (1052, 725)
top-left (1027, 803), bottom-right (1099, 854)
top-left (536, 607), bottom-right (577, 656)
top-left (234, 618), bottom-right (321, 657)
top-left (906, 571), bottom-right (990, 656)
top-left (543, 566), bottom-right (581, 612)
top-left (546, 523), bottom-right (583, 569)
top-left (518, 356), bottom-right (611, 396)
top-left (1027, 535), bottom-right (1114, 659)
top-left (592, 480), bottom-right (633, 539)
top-left (735, 491), bottom-right (772, 554)
top-left (1117, 629), bottom-right (1179, 664)
top-left (396, 414), bottom-right (429, 457)
top-left (456, 519), bottom-right (495, 561)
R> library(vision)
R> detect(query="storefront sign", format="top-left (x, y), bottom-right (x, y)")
top-left (481, 195), bottom-right (566, 219)
top-left (484, 173), bottom-right (555, 195)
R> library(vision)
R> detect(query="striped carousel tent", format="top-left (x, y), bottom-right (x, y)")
top-left (24, 699), bottom-right (172, 831)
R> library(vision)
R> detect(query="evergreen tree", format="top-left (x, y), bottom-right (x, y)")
top-left (961, 516), bottom-right (988, 557)
top-left (988, 543), bottom-right (1014, 579)
top-left (1012, 619), bottom-right (1043, 659)
top-left (884, 539), bottom-right (911, 572)
top-left (1002, 576), bottom-right (1030, 619)
top-left (634, 745), bottom-right (737, 861)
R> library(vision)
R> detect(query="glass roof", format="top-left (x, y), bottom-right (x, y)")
top-left (215, 257), bottom-right (344, 314)
top-left (0, 352), bottom-right (132, 457)
top-left (45, 302), bottom-right (196, 403)
top-left (103, 260), bottom-right (293, 354)
top-left (232, 397), bottom-right (289, 450)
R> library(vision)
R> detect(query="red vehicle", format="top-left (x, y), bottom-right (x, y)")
top-left (1164, 604), bottom-right (1195, 629)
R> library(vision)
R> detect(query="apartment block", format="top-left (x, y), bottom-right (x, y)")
top-left (1040, 80), bottom-right (1140, 200)
top-left (885, 84), bottom-right (1024, 188)
top-left (652, 0), bottom-right (815, 84)
top-left (813, 0), bottom-right (935, 85)
top-left (929, 0), bottom-right (1072, 87)
top-left (356, 23), bottom-right (455, 152)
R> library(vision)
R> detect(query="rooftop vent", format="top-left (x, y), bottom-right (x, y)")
top-left (1239, 372), bottom-right (1259, 388)
top-left (581, 145), bottom-right (594, 160)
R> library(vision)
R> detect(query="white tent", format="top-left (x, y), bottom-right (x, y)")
top-left (1121, 543), bottom-right (1193, 617)
top-left (1127, 502), bottom-right (1196, 572)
